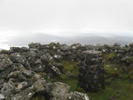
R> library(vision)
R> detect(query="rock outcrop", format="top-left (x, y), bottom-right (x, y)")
top-left (1, 42), bottom-right (133, 99)
top-left (0, 42), bottom-right (90, 100)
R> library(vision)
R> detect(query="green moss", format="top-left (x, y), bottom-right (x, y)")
top-left (0, 50), bottom-right (9, 54)
top-left (31, 96), bottom-right (45, 100)
top-left (75, 86), bottom-right (86, 93)
top-left (49, 60), bottom-right (79, 92)
top-left (128, 69), bottom-right (133, 81)
top-left (104, 64), bottom-right (120, 78)
top-left (104, 52), bottom-right (116, 62)
top-left (128, 56), bottom-right (133, 63)
top-left (61, 60), bottom-right (79, 77)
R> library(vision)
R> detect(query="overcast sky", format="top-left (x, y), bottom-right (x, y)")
top-left (0, 0), bottom-right (133, 49)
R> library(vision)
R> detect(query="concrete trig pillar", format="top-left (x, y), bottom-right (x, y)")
top-left (78, 50), bottom-right (104, 92)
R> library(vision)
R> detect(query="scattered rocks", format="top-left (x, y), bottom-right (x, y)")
top-left (1, 42), bottom-right (133, 99)
top-left (0, 42), bottom-right (90, 100)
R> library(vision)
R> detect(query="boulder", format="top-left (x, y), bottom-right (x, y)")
top-left (1, 80), bottom-right (15, 99)
top-left (12, 86), bottom-right (35, 100)
top-left (28, 43), bottom-right (40, 48)
top-left (15, 82), bottom-right (28, 92)
top-left (49, 82), bottom-right (70, 99)
top-left (0, 94), bottom-right (5, 100)
top-left (9, 53), bottom-right (26, 65)
top-left (9, 47), bottom-right (21, 53)
top-left (67, 92), bottom-right (89, 100)
top-left (71, 43), bottom-right (81, 49)
top-left (0, 54), bottom-right (12, 71)
top-left (32, 79), bottom-right (50, 93)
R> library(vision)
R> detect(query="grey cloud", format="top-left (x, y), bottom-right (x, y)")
top-left (0, 0), bottom-right (133, 34)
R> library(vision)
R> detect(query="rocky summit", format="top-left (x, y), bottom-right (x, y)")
top-left (0, 42), bottom-right (133, 100)
top-left (0, 42), bottom-right (90, 100)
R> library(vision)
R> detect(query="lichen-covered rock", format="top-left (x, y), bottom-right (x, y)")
top-left (67, 92), bottom-right (89, 100)
top-left (71, 43), bottom-right (81, 49)
top-left (15, 82), bottom-right (28, 92)
top-left (9, 47), bottom-right (21, 53)
top-left (32, 79), bottom-right (50, 93)
top-left (12, 86), bottom-right (35, 100)
top-left (0, 54), bottom-right (12, 71)
top-left (40, 53), bottom-right (52, 62)
top-left (7, 71), bottom-right (27, 81)
top-left (0, 94), bottom-right (5, 100)
top-left (49, 82), bottom-right (70, 96)
top-left (28, 43), bottom-right (40, 48)
top-left (49, 82), bottom-right (88, 100)
top-left (49, 82), bottom-right (89, 100)
top-left (0, 42), bottom-right (91, 100)
top-left (1, 80), bottom-right (15, 99)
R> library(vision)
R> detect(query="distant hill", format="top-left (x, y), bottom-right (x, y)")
top-left (63, 35), bottom-right (133, 46)
top-left (4, 33), bottom-right (65, 46)
top-left (3, 33), bottom-right (133, 47)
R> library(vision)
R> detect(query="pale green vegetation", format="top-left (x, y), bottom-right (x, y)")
top-left (32, 52), bottom-right (133, 100)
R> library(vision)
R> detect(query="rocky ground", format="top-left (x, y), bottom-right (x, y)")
top-left (0, 43), bottom-right (89, 100)
top-left (0, 42), bottom-right (133, 100)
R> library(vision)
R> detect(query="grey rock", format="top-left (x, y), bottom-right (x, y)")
top-left (60, 45), bottom-right (71, 51)
top-left (40, 54), bottom-right (49, 62)
top-left (71, 43), bottom-right (81, 49)
top-left (51, 66), bottom-right (61, 75)
top-left (34, 64), bottom-right (44, 72)
top-left (29, 51), bottom-right (36, 57)
top-left (0, 94), bottom-right (5, 100)
top-left (53, 63), bottom-right (64, 73)
top-left (67, 92), bottom-right (89, 100)
top-left (15, 82), bottom-right (28, 92)
top-left (7, 71), bottom-right (26, 81)
top-left (49, 82), bottom-right (89, 100)
top-left (66, 71), bottom-right (73, 77)
top-left (28, 42), bottom-right (40, 48)
top-left (32, 74), bottom-right (43, 82)
top-left (11, 63), bottom-right (32, 77)
top-left (12, 87), bottom-right (35, 100)
top-left (114, 42), bottom-right (121, 47)
top-left (129, 43), bottom-right (133, 47)
top-left (9, 53), bottom-right (26, 65)
top-left (34, 58), bottom-right (42, 64)
top-left (1, 80), bottom-right (15, 99)
top-left (49, 82), bottom-right (70, 98)
top-left (0, 54), bottom-right (8, 59)
top-left (0, 79), bottom-right (4, 84)
top-left (0, 54), bottom-right (12, 71)
top-left (21, 47), bottom-right (29, 52)
top-left (9, 47), bottom-right (21, 53)
top-left (32, 79), bottom-right (50, 93)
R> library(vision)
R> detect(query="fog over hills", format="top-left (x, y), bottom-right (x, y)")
top-left (0, 0), bottom-right (133, 49)
top-left (1, 33), bottom-right (133, 49)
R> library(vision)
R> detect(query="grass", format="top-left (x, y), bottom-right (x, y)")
top-left (88, 79), bottom-right (133, 100)
top-left (92, 52), bottom-right (133, 100)
top-left (49, 60), bottom-right (79, 91)
top-left (58, 57), bottom-right (133, 100)
top-left (34, 55), bottom-right (133, 100)
top-left (104, 52), bottom-right (116, 62)
top-left (31, 97), bottom-right (45, 100)
top-left (61, 60), bottom-right (79, 76)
